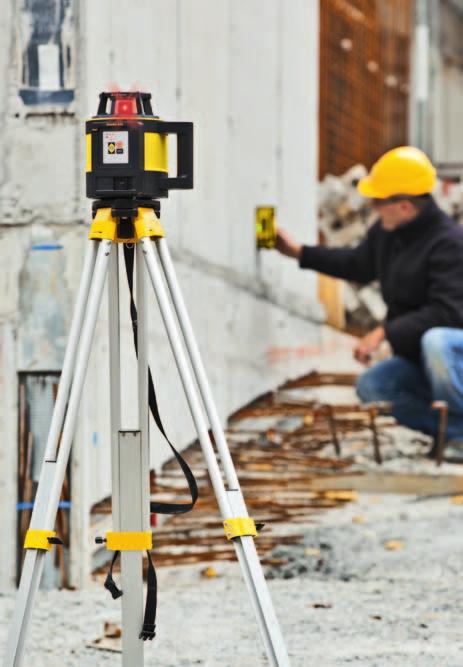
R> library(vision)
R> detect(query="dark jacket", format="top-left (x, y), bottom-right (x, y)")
top-left (299, 198), bottom-right (463, 363)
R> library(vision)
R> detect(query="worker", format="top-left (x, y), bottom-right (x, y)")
top-left (275, 146), bottom-right (463, 451)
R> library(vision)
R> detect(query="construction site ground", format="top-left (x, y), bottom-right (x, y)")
top-left (1, 490), bottom-right (463, 666)
top-left (2, 350), bottom-right (463, 666)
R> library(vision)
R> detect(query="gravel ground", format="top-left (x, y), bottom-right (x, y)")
top-left (2, 491), bottom-right (463, 666)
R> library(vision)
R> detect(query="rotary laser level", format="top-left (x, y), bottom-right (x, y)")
top-left (86, 91), bottom-right (193, 202)
top-left (4, 91), bottom-right (290, 667)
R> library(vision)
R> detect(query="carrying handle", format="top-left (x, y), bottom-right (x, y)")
top-left (161, 121), bottom-right (194, 190)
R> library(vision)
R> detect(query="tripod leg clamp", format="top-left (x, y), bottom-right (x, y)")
top-left (106, 531), bottom-right (153, 551)
top-left (134, 208), bottom-right (164, 239)
top-left (223, 518), bottom-right (258, 541)
top-left (24, 529), bottom-right (58, 551)
top-left (89, 209), bottom-right (117, 241)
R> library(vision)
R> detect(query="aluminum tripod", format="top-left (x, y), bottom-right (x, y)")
top-left (3, 210), bottom-right (291, 667)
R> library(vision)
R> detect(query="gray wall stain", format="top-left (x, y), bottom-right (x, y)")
top-left (18, 228), bottom-right (70, 370)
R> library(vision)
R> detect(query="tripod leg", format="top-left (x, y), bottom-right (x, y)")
top-left (4, 239), bottom-right (112, 667)
top-left (47, 240), bottom-right (99, 462)
top-left (155, 237), bottom-right (291, 661)
top-left (140, 238), bottom-right (290, 667)
top-left (108, 245), bottom-right (150, 667)
top-left (108, 244), bottom-right (122, 529)
top-left (155, 237), bottom-right (240, 488)
top-left (125, 246), bottom-right (150, 664)
top-left (141, 237), bottom-right (232, 517)
top-left (136, 243), bottom-right (150, 527)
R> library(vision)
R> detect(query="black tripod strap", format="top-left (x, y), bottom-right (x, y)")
top-left (104, 547), bottom-right (156, 642)
top-left (104, 551), bottom-right (123, 600)
top-left (139, 551), bottom-right (157, 641)
top-left (123, 243), bottom-right (199, 515)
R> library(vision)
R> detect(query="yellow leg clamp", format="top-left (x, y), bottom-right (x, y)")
top-left (106, 531), bottom-right (153, 551)
top-left (88, 207), bottom-right (165, 243)
top-left (24, 529), bottom-right (56, 551)
top-left (223, 517), bottom-right (258, 541)
top-left (88, 208), bottom-right (116, 241)
top-left (134, 207), bottom-right (165, 240)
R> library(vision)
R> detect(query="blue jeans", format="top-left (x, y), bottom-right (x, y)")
top-left (356, 327), bottom-right (463, 439)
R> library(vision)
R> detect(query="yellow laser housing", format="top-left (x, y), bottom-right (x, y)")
top-left (86, 91), bottom-right (193, 201)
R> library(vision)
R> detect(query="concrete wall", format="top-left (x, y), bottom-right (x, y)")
top-left (0, 0), bottom-right (322, 588)
top-left (433, 0), bottom-right (463, 164)
top-left (410, 0), bottom-right (463, 165)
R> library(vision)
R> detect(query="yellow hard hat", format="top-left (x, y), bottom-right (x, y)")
top-left (357, 146), bottom-right (436, 199)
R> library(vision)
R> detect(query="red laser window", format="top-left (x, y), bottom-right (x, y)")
top-left (114, 98), bottom-right (137, 116)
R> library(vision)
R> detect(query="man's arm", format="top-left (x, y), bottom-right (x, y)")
top-left (385, 237), bottom-right (463, 359)
top-left (276, 223), bottom-right (379, 285)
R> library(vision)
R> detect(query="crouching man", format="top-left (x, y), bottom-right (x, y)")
top-left (276, 146), bottom-right (463, 450)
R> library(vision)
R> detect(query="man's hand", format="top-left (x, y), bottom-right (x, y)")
top-left (354, 326), bottom-right (385, 365)
top-left (275, 228), bottom-right (302, 260)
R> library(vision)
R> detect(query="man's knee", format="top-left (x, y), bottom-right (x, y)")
top-left (356, 357), bottom-right (417, 403)
top-left (356, 367), bottom-right (384, 403)
top-left (420, 328), bottom-right (463, 392)
top-left (421, 328), bottom-right (448, 363)
top-left (421, 328), bottom-right (451, 382)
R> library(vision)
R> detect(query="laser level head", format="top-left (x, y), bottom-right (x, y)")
top-left (255, 206), bottom-right (277, 249)
top-left (86, 91), bottom-right (193, 201)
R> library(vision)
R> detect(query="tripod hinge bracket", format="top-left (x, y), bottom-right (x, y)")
top-left (106, 531), bottom-right (153, 551)
top-left (89, 207), bottom-right (165, 243)
top-left (223, 517), bottom-right (258, 541)
top-left (24, 529), bottom-right (58, 551)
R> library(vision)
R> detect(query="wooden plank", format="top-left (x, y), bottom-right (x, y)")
top-left (308, 472), bottom-right (463, 496)
top-left (318, 274), bottom-right (346, 329)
